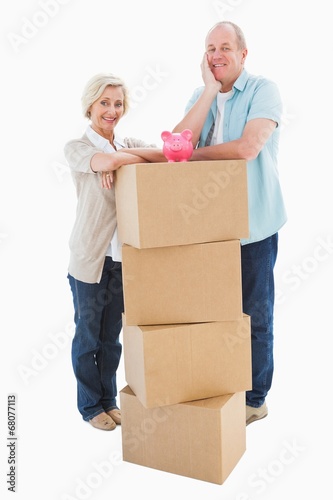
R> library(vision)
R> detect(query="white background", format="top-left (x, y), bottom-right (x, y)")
top-left (1, 0), bottom-right (332, 498)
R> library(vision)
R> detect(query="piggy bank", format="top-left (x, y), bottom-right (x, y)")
top-left (161, 129), bottom-right (193, 162)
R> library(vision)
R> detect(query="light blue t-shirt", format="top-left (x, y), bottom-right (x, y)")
top-left (185, 69), bottom-right (287, 245)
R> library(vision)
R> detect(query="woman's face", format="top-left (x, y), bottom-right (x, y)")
top-left (89, 85), bottom-right (125, 140)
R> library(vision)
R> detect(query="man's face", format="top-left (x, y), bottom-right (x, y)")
top-left (205, 25), bottom-right (247, 91)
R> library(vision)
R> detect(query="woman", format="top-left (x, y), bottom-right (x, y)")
top-left (64, 73), bottom-right (157, 430)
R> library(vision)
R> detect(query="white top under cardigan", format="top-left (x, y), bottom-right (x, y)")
top-left (64, 131), bottom-right (155, 283)
top-left (85, 126), bottom-right (123, 262)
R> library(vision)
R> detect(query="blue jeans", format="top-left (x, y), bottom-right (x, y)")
top-left (68, 257), bottom-right (123, 421)
top-left (241, 233), bottom-right (278, 408)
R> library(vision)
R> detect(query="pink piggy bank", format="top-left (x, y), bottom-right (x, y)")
top-left (161, 129), bottom-right (193, 162)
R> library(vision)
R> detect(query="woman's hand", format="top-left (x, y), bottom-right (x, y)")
top-left (101, 171), bottom-right (114, 189)
top-left (96, 150), bottom-right (163, 189)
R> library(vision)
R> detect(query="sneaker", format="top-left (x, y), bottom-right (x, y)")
top-left (246, 402), bottom-right (268, 426)
top-left (89, 412), bottom-right (116, 431)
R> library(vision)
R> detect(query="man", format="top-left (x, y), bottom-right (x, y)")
top-left (173, 21), bottom-right (287, 425)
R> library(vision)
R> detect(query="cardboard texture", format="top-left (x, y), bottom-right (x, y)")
top-left (123, 314), bottom-right (252, 408)
top-left (120, 386), bottom-right (246, 485)
top-left (115, 160), bottom-right (249, 249)
top-left (122, 239), bottom-right (243, 325)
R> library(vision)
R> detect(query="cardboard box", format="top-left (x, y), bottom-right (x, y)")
top-left (115, 160), bottom-right (249, 249)
top-left (122, 239), bottom-right (243, 325)
top-left (120, 386), bottom-right (246, 484)
top-left (123, 315), bottom-right (251, 408)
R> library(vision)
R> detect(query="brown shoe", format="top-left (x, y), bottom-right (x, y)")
top-left (89, 412), bottom-right (116, 431)
top-left (106, 409), bottom-right (121, 425)
top-left (246, 402), bottom-right (268, 426)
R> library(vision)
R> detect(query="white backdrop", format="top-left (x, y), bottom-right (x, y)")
top-left (1, 0), bottom-right (332, 499)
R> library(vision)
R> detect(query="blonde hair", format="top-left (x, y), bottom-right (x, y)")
top-left (81, 73), bottom-right (130, 119)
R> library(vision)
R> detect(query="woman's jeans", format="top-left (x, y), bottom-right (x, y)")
top-left (68, 257), bottom-right (123, 421)
top-left (241, 233), bottom-right (278, 408)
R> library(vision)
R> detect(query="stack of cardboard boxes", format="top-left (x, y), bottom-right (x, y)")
top-left (115, 159), bottom-right (251, 485)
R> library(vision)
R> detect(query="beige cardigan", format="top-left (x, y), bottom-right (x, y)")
top-left (64, 134), bottom-right (153, 283)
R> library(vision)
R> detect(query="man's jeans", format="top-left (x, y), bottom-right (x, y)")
top-left (68, 257), bottom-right (123, 421)
top-left (241, 233), bottom-right (278, 408)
